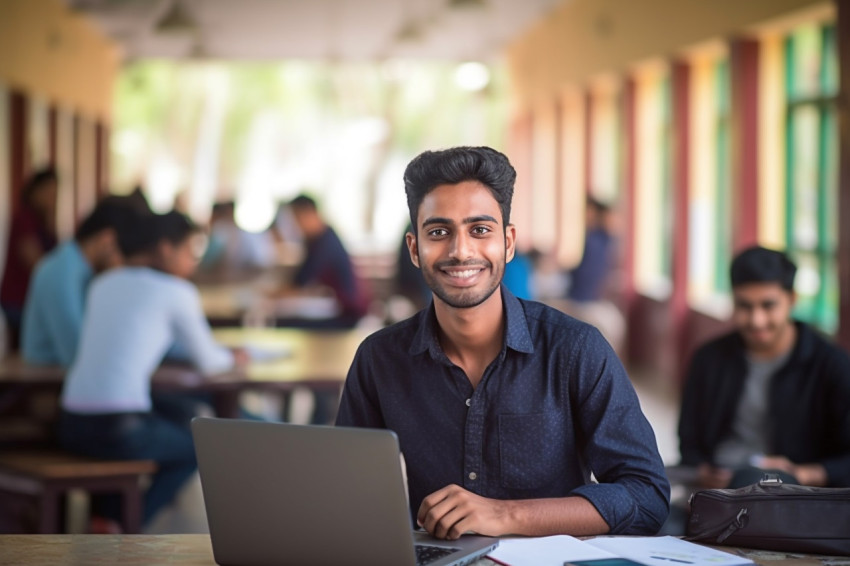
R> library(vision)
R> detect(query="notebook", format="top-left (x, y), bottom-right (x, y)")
top-left (191, 417), bottom-right (498, 566)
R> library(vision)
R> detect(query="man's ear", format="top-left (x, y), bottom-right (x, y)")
top-left (505, 224), bottom-right (517, 263)
top-left (405, 231), bottom-right (420, 268)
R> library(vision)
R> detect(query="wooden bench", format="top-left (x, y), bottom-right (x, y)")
top-left (0, 450), bottom-right (157, 533)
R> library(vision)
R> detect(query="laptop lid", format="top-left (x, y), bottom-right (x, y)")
top-left (191, 417), bottom-right (497, 566)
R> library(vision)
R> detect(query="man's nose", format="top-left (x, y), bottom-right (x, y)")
top-left (750, 307), bottom-right (768, 327)
top-left (448, 232), bottom-right (473, 260)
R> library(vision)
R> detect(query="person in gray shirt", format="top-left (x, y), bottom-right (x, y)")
top-left (678, 246), bottom-right (850, 489)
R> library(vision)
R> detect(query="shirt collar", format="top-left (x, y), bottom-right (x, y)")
top-left (409, 285), bottom-right (535, 357)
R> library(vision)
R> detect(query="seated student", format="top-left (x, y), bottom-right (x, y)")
top-left (58, 210), bottom-right (248, 526)
top-left (337, 147), bottom-right (669, 539)
top-left (21, 196), bottom-right (147, 366)
top-left (679, 246), bottom-right (850, 489)
top-left (275, 194), bottom-right (370, 329)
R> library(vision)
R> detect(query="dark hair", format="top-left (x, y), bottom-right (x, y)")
top-left (75, 195), bottom-right (148, 242)
top-left (289, 194), bottom-right (318, 211)
top-left (156, 210), bottom-right (200, 246)
top-left (22, 167), bottom-right (58, 204)
top-left (730, 246), bottom-right (797, 291)
top-left (117, 210), bottom-right (198, 257)
top-left (587, 196), bottom-right (611, 214)
top-left (403, 146), bottom-right (516, 232)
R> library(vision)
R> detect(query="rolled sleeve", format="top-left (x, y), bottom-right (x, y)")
top-left (571, 329), bottom-right (670, 534)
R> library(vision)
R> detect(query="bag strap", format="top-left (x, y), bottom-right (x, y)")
top-left (716, 508), bottom-right (749, 543)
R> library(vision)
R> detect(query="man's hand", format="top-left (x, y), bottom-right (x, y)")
top-left (697, 463), bottom-right (732, 489)
top-left (417, 484), bottom-right (512, 540)
top-left (230, 347), bottom-right (250, 366)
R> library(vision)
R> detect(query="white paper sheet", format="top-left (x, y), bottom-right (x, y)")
top-left (487, 535), bottom-right (616, 566)
top-left (585, 536), bottom-right (754, 566)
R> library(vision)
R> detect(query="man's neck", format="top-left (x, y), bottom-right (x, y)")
top-left (434, 290), bottom-right (505, 387)
top-left (76, 238), bottom-right (98, 268)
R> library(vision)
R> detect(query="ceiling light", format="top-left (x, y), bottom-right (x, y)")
top-left (155, 0), bottom-right (197, 34)
top-left (454, 61), bottom-right (490, 91)
top-left (395, 20), bottom-right (425, 43)
top-left (447, 0), bottom-right (488, 9)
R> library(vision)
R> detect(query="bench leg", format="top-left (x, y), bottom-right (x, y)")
top-left (120, 480), bottom-right (144, 534)
top-left (37, 487), bottom-right (60, 533)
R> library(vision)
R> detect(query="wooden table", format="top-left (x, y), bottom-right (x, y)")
top-left (0, 535), bottom-right (843, 566)
top-left (0, 327), bottom-right (368, 421)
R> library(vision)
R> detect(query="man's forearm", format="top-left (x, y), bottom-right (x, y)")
top-left (502, 495), bottom-right (610, 537)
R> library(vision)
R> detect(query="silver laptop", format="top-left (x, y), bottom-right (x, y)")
top-left (191, 417), bottom-right (498, 566)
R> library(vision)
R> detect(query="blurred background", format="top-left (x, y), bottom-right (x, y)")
top-left (0, 0), bottom-right (848, 387)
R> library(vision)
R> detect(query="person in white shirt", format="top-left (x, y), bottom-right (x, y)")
top-left (58, 210), bottom-right (248, 527)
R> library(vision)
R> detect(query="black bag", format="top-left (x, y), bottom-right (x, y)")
top-left (686, 474), bottom-right (850, 556)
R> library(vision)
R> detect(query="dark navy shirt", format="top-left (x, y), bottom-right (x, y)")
top-left (568, 227), bottom-right (612, 302)
top-left (294, 227), bottom-right (368, 317)
top-left (336, 287), bottom-right (670, 534)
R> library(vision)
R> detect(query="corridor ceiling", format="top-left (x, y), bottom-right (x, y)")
top-left (66, 0), bottom-right (563, 61)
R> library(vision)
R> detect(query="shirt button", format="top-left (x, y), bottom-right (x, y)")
top-left (468, 472), bottom-right (477, 480)
top-left (465, 398), bottom-right (471, 407)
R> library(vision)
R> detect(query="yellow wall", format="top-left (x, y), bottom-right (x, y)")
top-left (0, 0), bottom-right (120, 121)
top-left (506, 0), bottom-right (831, 107)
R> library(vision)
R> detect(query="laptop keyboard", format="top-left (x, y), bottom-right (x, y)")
top-left (415, 544), bottom-right (460, 565)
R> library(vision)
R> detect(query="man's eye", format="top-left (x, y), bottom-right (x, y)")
top-left (428, 228), bottom-right (448, 237)
top-left (472, 226), bottom-right (491, 235)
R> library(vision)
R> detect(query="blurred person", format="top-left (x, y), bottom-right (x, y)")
top-left (337, 146), bottom-right (669, 539)
top-left (198, 200), bottom-right (276, 279)
top-left (501, 245), bottom-right (534, 300)
top-left (560, 197), bottom-right (625, 354)
top-left (21, 195), bottom-right (148, 366)
top-left (58, 210), bottom-right (249, 527)
top-left (679, 246), bottom-right (850, 489)
top-left (0, 167), bottom-right (59, 349)
top-left (274, 194), bottom-right (370, 329)
top-left (567, 197), bottom-right (615, 303)
top-left (392, 222), bottom-right (431, 315)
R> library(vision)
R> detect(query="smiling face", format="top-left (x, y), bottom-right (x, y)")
top-left (732, 282), bottom-right (796, 356)
top-left (407, 180), bottom-right (515, 310)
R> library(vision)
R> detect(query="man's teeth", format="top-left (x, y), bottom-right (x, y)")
top-left (448, 269), bottom-right (479, 278)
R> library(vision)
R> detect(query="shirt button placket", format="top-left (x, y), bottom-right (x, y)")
top-left (463, 389), bottom-right (484, 493)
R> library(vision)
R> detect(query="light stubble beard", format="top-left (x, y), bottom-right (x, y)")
top-left (419, 257), bottom-right (504, 309)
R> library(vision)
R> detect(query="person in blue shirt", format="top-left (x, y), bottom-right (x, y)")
top-left (59, 210), bottom-right (248, 527)
top-left (21, 196), bottom-right (148, 366)
top-left (567, 197), bottom-right (614, 303)
top-left (336, 146), bottom-right (669, 540)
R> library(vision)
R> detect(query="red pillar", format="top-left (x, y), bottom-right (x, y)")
top-left (671, 60), bottom-right (692, 381)
top-left (584, 91), bottom-right (594, 197)
top-left (730, 38), bottom-right (761, 252)
top-left (836, 0), bottom-right (850, 351)
top-left (9, 91), bottom-right (28, 214)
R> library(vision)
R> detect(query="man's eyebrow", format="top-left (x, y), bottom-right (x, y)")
top-left (421, 217), bottom-right (454, 228)
top-left (462, 215), bottom-right (499, 225)
top-left (420, 215), bottom-right (499, 228)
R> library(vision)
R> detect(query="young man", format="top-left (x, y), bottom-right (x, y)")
top-left (22, 196), bottom-right (146, 366)
top-left (277, 194), bottom-right (370, 329)
top-left (336, 146), bottom-right (669, 540)
top-left (59, 210), bottom-right (248, 526)
top-left (678, 246), bottom-right (850, 488)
